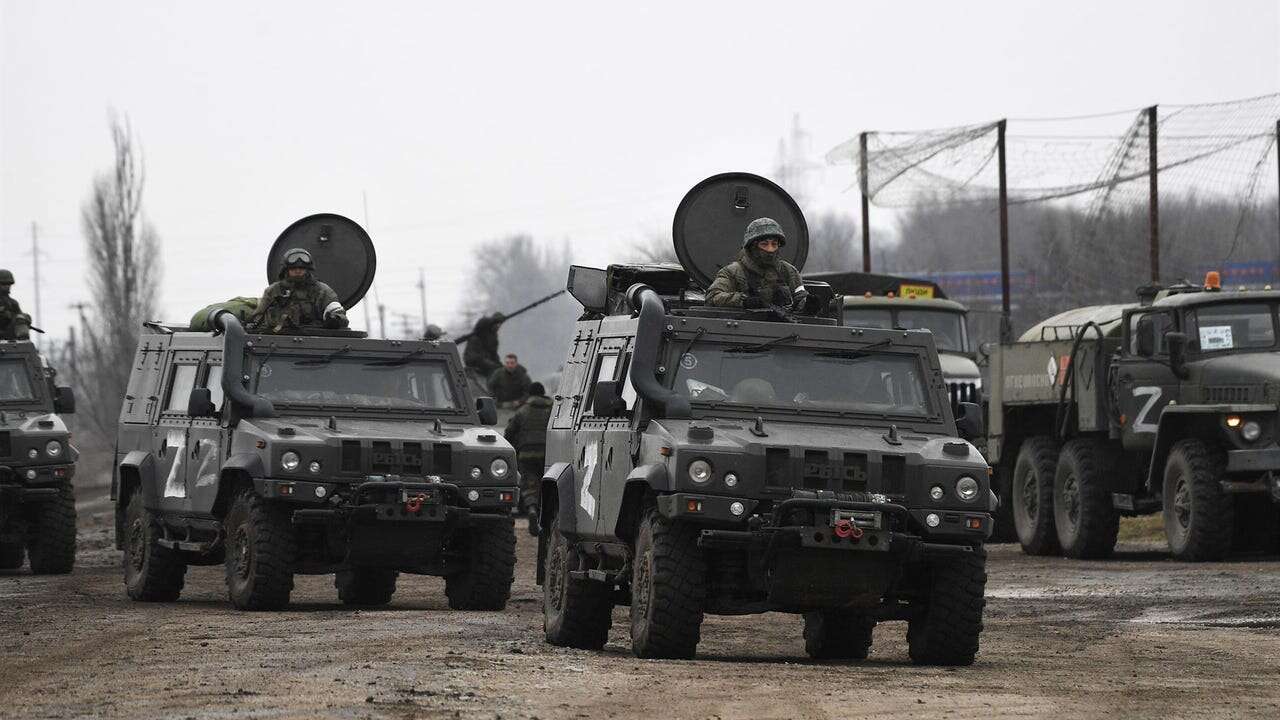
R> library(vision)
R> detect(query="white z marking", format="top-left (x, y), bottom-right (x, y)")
top-left (1131, 386), bottom-right (1163, 434)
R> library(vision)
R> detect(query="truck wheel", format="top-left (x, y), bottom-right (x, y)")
top-left (1163, 439), bottom-right (1233, 562)
top-left (543, 516), bottom-right (613, 649)
top-left (907, 546), bottom-right (987, 666)
top-left (445, 518), bottom-right (516, 611)
top-left (803, 610), bottom-right (875, 660)
top-left (630, 508), bottom-right (705, 659)
top-left (1053, 439), bottom-right (1119, 559)
top-left (1012, 437), bottom-right (1061, 556)
top-left (988, 458), bottom-right (1018, 543)
top-left (25, 481), bottom-right (76, 575)
top-left (224, 489), bottom-right (295, 610)
top-left (123, 492), bottom-right (186, 601)
top-left (335, 568), bottom-right (398, 606)
top-left (0, 541), bottom-right (25, 569)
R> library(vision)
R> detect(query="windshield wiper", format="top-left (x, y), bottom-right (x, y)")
top-left (294, 345), bottom-right (351, 366)
top-left (251, 345), bottom-right (276, 393)
top-left (725, 333), bottom-right (799, 354)
top-left (816, 339), bottom-right (894, 360)
top-left (362, 348), bottom-right (427, 367)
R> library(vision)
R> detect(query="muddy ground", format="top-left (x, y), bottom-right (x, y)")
top-left (2, 467), bottom-right (1279, 720)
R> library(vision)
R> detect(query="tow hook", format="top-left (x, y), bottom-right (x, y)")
top-left (405, 493), bottom-right (427, 513)
top-left (833, 519), bottom-right (863, 540)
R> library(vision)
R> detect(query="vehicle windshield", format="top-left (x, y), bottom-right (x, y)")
top-left (843, 307), bottom-right (968, 352)
top-left (1185, 302), bottom-right (1277, 352)
top-left (0, 359), bottom-right (36, 402)
top-left (248, 355), bottom-right (461, 411)
top-left (670, 343), bottom-right (934, 418)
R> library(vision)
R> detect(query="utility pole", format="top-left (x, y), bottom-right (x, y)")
top-left (377, 303), bottom-right (387, 340)
top-left (997, 120), bottom-right (1012, 342)
top-left (31, 222), bottom-right (42, 344)
top-left (859, 132), bottom-right (872, 272)
top-left (1147, 105), bottom-right (1160, 284)
top-left (1275, 120), bottom-right (1279, 282)
top-left (417, 267), bottom-right (428, 335)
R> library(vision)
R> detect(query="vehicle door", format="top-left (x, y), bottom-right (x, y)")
top-left (1114, 309), bottom-right (1180, 453)
top-left (186, 352), bottom-right (224, 515)
top-left (574, 344), bottom-right (623, 540)
top-left (153, 351), bottom-right (202, 513)
top-left (596, 343), bottom-right (638, 540)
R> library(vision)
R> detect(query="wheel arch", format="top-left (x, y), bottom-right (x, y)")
top-left (1146, 409), bottom-right (1222, 492)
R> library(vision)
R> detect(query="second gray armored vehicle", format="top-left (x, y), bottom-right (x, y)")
top-left (537, 174), bottom-right (994, 664)
top-left (112, 215), bottom-right (518, 609)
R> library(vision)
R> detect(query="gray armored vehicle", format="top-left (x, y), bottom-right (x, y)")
top-left (537, 174), bottom-right (994, 664)
top-left (112, 215), bottom-right (518, 609)
top-left (0, 340), bottom-right (78, 573)
top-left (990, 273), bottom-right (1280, 561)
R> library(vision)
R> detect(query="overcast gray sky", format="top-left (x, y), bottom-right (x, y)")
top-left (2, 0), bottom-right (1277, 341)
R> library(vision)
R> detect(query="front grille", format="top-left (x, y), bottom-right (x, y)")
top-left (339, 440), bottom-right (453, 476)
top-left (0, 431), bottom-right (10, 459)
top-left (764, 447), bottom-right (907, 497)
top-left (1203, 385), bottom-right (1255, 404)
top-left (881, 455), bottom-right (906, 495)
top-left (948, 381), bottom-right (979, 408)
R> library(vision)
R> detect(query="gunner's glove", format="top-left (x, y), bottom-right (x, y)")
top-left (323, 302), bottom-right (350, 329)
top-left (742, 295), bottom-right (766, 309)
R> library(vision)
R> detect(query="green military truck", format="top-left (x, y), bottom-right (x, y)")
top-left (537, 173), bottom-right (994, 664)
top-left (990, 274), bottom-right (1280, 561)
top-left (112, 215), bottom-right (518, 609)
top-left (0, 339), bottom-right (78, 573)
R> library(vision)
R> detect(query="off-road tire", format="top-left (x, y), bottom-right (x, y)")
top-left (25, 481), bottom-right (76, 574)
top-left (335, 568), bottom-right (399, 606)
top-left (224, 489), bottom-right (295, 610)
top-left (803, 610), bottom-right (876, 660)
top-left (543, 516), bottom-right (613, 649)
top-left (1163, 439), bottom-right (1233, 562)
top-left (1012, 437), bottom-right (1061, 556)
top-left (0, 541), bottom-right (24, 570)
top-left (989, 457), bottom-right (1018, 543)
top-left (907, 546), bottom-right (987, 666)
top-left (630, 508), bottom-right (705, 659)
top-left (123, 492), bottom-right (186, 601)
top-left (1053, 439), bottom-right (1119, 559)
top-left (445, 518), bottom-right (516, 610)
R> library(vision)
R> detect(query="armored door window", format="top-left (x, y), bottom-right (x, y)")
top-left (584, 352), bottom-right (620, 415)
top-left (164, 364), bottom-right (199, 414)
top-left (203, 364), bottom-right (225, 411)
top-left (1127, 311), bottom-right (1174, 356)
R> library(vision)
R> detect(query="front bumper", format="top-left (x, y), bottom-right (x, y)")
top-left (0, 464), bottom-right (73, 513)
top-left (1226, 447), bottom-right (1280, 473)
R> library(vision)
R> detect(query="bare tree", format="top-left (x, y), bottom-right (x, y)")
top-left (73, 114), bottom-right (162, 441)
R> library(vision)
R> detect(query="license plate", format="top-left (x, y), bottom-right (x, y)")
top-left (831, 509), bottom-right (882, 530)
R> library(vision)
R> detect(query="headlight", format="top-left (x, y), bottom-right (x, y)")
top-left (45, 440), bottom-right (62, 458)
top-left (929, 485), bottom-right (945, 500)
top-left (688, 459), bottom-right (712, 483)
top-left (281, 451), bottom-right (300, 471)
top-left (469, 466), bottom-right (483, 480)
top-left (1242, 421), bottom-right (1262, 442)
top-left (956, 476), bottom-right (980, 502)
top-left (724, 472), bottom-right (739, 488)
top-left (308, 460), bottom-right (322, 474)
top-left (27, 448), bottom-right (38, 460)
top-left (729, 501), bottom-right (745, 516)
top-left (467, 489), bottom-right (480, 502)
top-left (925, 513), bottom-right (941, 528)
top-left (490, 458), bottom-right (510, 479)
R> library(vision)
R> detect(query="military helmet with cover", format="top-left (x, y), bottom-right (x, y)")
top-left (742, 217), bottom-right (786, 248)
top-left (0, 268), bottom-right (14, 285)
top-left (278, 248), bottom-right (316, 278)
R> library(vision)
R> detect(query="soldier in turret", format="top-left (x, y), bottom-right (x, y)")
top-left (0, 269), bottom-right (32, 341)
top-left (705, 217), bottom-right (808, 311)
top-left (248, 248), bottom-right (349, 334)
top-left (463, 312), bottom-right (504, 377)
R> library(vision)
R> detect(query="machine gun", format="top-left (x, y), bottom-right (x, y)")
top-left (454, 289), bottom-right (566, 345)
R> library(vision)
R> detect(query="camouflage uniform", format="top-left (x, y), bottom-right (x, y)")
top-left (247, 249), bottom-right (349, 335)
top-left (0, 270), bottom-right (31, 341)
top-left (504, 392), bottom-right (552, 516)
top-left (487, 363), bottom-right (531, 404)
top-left (705, 248), bottom-right (804, 309)
top-left (463, 313), bottom-right (503, 377)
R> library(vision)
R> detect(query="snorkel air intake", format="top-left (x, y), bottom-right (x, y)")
top-left (626, 283), bottom-right (691, 419)
top-left (208, 309), bottom-right (276, 419)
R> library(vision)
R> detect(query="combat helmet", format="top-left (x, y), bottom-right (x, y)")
top-left (278, 248), bottom-right (316, 279)
top-left (743, 217), bottom-right (786, 248)
top-left (0, 269), bottom-right (14, 285)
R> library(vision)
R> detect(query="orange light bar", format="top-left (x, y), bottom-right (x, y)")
top-left (1205, 271), bottom-right (1221, 290)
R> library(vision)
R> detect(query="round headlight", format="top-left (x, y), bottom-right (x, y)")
top-left (925, 513), bottom-right (941, 528)
top-left (281, 451), bottom-right (300, 471)
top-left (688, 459), bottom-right (712, 483)
top-left (467, 489), bottom-right (480, 502)
top-left (724, 472), bottom-right (739, 488)
top-left (469, 466), bottom-right (483, 480)
top-left (1242, 421), bottom-right (1262, 442)
top-left (308, 460), bottom-right (322, 474)
top-left (956, 476), bottom-right (980, 502)
top-left (314, 485), bottom-right (328, 498)
top-left (45, 440), bottom-right (62, 458)
top-left (27, 448), bottom-right (39, 460)
top-left (929, 485), bottom-right (945, 501)
top-left (26, 469), bottom-right (37, 480)
top-left (490, 458), bottom-right (510, 479)
top-left (729, 501), bottom-right (745, 516)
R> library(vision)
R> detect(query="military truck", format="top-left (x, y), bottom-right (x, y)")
top-left (0, 340), bottom-right (78, 573)
top-left (990, 273), bottom-right (1280, 561)
top-left (112, 214), bottom-right (518, 609)
top-left (536, 173), bottom-right (994, 664)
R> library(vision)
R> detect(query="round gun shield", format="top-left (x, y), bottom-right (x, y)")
top-left (672, 172), bottom-right (809, 289)
top-left (267, 213), bottom-right (376, 308)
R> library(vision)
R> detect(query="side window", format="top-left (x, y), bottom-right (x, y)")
top-left (583, 352), bottom-right (620, 415)
top-left (164, 364), bottom-right (199, 414)
top-left (619, 353), bottom-right (638, 410)
top-left (1127, 311), bottom-right (1174, 355)
top-left (204, 364), bottom-right (225, 411)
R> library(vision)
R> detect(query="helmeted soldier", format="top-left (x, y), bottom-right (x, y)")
top-left (0, 269), bottom-right (32, 341)
top-left (705, 217), bottom-right (808, 311)
top-left (463, 312), bottom-right (504, 377)
top-left (504, 381), bottom-right (552, 535)
top-left (248, 248), bottom-right (349, 334)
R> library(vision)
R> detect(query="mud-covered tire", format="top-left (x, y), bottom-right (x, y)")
top-left (335, 568), bottom-right (398, 606)
top-left (1012, 437), bottom-right (1061, 556)
top-left (543, 516), bottom-right (613, 649)
top-left (630, 508), bottom-right (705, 659)
top-left (989, 458), bottom-right (1018, 543)
top-left (224, 489), bottom-right (295, 610)
top-left (1163, 439), bottom-right (1233, 562)
top-left (1053, 439), bottom-right (1119, 559)
top-left (25, 481), bottom-right (76, 574)
top-left (122, 492), bottom-right (186, 601)
top-left (0, 541), bottom-right (25, 570)
top-left (907, 546), bottom-right (987, 666)
top-left (445, 518), bottom-right (516, 611)
top-left (803, 610), bottom-right (876, 660)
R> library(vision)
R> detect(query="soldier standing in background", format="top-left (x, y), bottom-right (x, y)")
top-left (504, 381), bottom-right (552, 535)
top-left (0, 269), bottom-right (32, 341)
top-left (488, 353), bottom-right (531, 406)
top-left (248, 248), bottom-right (349, 334)
top-left (463, 312), bottom-right (504, 377)
top-left (705, 217), bottom-right (807, 310)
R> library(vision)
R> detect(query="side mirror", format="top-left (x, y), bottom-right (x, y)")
top-left (592, 380), bottom-right (626, 417)
top-left (1135, 316), bottom-right (1156, 357)
top-left (476, 396), bottom-right (498, 426)
top-left (53, 386), bottom-right (76, 415)
top-left (955, 401), bottom-right (984, 440)
top-left (187, 387), bottom-right (217, 418)
top-left (978, 341), bottom-right (995, 360)
top-left (1166, 331), bottom-right (1190, 378)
